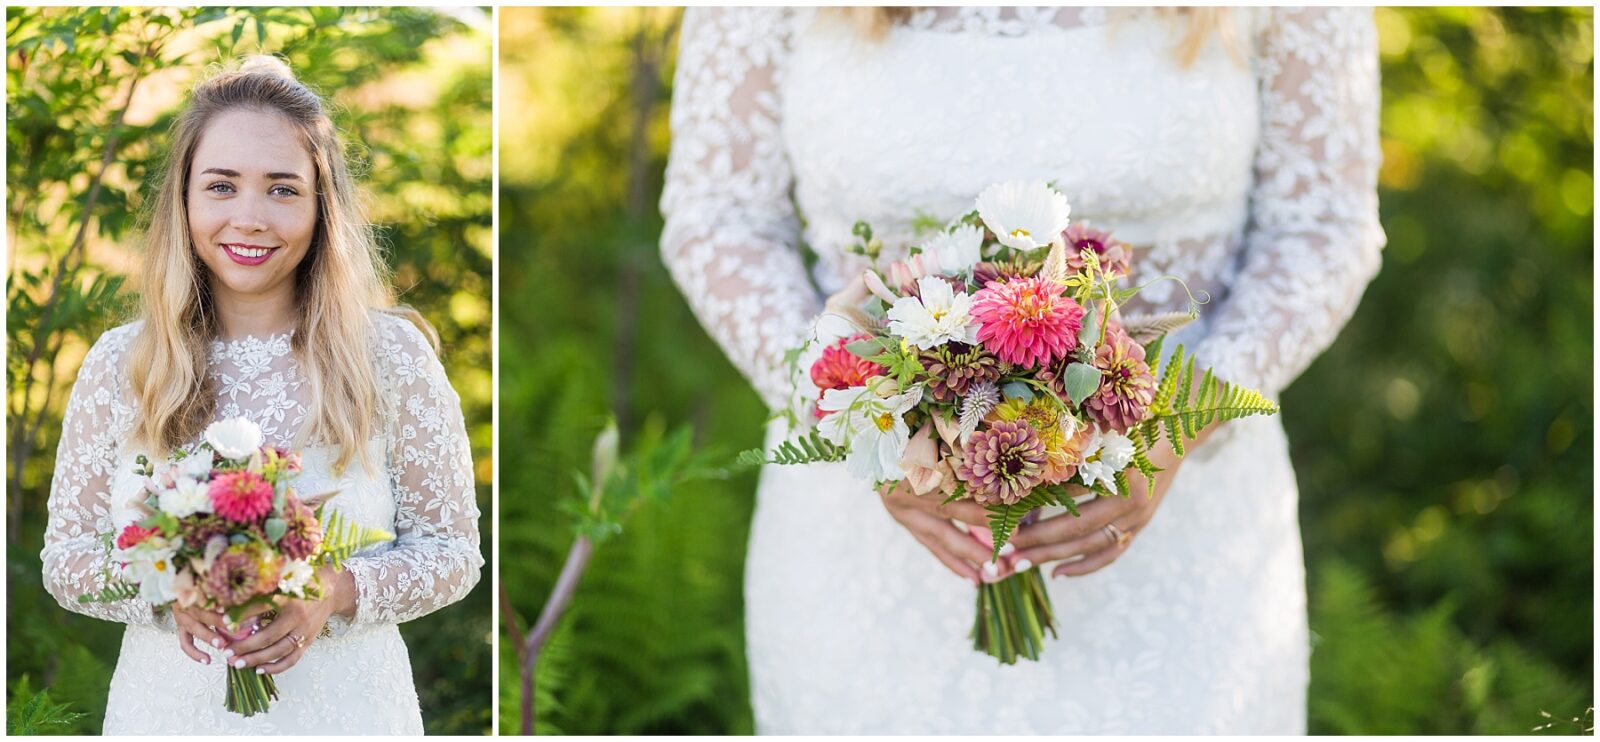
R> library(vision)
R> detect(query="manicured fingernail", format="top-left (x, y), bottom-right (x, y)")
top-left (211, 638), bottom-right (222, 648)
top-left (233, 659), bottom-right (246, 669)
top-left (998, 543), bottom-right (1015, 557)
top-left (1015, 558), bottom-right (1033, 572)
top-left (255, 667), bottom-right (265, 675)
top-left (952, 520), bottom-right (969, 534)
top-left (222, 649), bottom-right (234, 658)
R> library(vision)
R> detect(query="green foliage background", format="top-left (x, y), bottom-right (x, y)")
top-left (6, 7), bottom-right (492, 734)
top-left (498, 7), bottom-right (1593, 735)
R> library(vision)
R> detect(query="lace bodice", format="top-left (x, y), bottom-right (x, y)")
top-left (660, 7), bottom-right (1385, 407)
top-left (41, 311), bottom-right (483, 631)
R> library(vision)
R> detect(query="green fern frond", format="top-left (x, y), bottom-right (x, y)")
top-left (315, 507), bottom-right (395, 570)
top-left (76, 580), bottom-right (140, 604)
top-left (983, 486), bottom-right (1068, 559)
top-left (1144, 345), bottom-right (1279, 454)
top-left (742, 430), bottom-right (847, 466)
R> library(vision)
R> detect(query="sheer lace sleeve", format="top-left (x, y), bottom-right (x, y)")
top-left (40, 324), bottom-right (156, 625)
top-left (660, 7), bottom-right (824, 409)
top-left (343, 315), bottom-right (483, 626)
top-left (1192, 8), bottom-right (1386, 398)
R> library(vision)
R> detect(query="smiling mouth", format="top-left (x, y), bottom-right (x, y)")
top-left (222, 243), bottom-right (279, 265)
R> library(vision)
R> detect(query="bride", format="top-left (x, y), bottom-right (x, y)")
top-left (661, 7), bottom-right (1384, 734)
top-left (40, 56), bottom-right (482, 734)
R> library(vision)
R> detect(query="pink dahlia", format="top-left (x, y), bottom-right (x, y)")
top-left (278, 494), bottom-right (322, 561)
top-left (1062, 223), bottom-right (1132, 278)
top-left (972, 277), bottom-right (1085, 370)
top-left (957, 420), bottom-right (1048, 506)
top-left (204, 548), bottom-right (274, 608)
top-left (116, 523), bottom-right (158, 550)
top-left (209, 471), bottom-right (274, 524)
top-left (1085, 324), bottom-right (1157, 434)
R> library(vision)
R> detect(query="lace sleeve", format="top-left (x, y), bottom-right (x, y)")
top-left (660, 7), bottom-right (824, 409)
top-left (40, 325), bottom-right (156, 625)
top-left (343, 316), bottom-right (483, 626)
top-left (1191, 8), bottom-right (1386, 399)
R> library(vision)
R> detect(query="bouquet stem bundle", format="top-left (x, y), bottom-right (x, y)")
top-left (973, 568), bottom-right (1057, 664)
top-left (225, 667), bottom-right (279, 718)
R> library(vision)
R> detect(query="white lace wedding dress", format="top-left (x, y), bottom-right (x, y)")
top-left (660, 7), bottom-right (1384, 734)
top-left (41, 311), bottom-right (483, 734)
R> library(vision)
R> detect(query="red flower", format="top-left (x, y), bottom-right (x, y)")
top-left (809, 334), bottom-right (886, 417)
top-left (116, 523), bottom-right (159, 550)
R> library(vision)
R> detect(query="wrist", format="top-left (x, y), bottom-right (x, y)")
top-left (319, 566), bottom-right (359, 620)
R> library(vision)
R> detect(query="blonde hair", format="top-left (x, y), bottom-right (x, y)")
top-left (837, 8), bottom-right (1243, 68)
top-left (129, 55), bottom-right (431, 473)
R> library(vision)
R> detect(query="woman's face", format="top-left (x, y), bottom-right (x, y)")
top-left (187, 107), bottom-right (317, 309)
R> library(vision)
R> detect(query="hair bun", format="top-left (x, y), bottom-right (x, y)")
top-left (238, 54), bottom-right (296, 81)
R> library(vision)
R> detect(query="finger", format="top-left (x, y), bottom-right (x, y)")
top-left (174, 611), bottom-right (230, 650)
top-left (223, 613), bottom-right (297, 657)
top-left (231, 598), bottom-right (283, 622)
top-left (1052, 537), bottom-right (1128, 578)
top-left (1006, 495), bottom-right (1132, 550)
top-left (933, 498), bottom-right (991, 528)
top-left (259, 644), bottom-right (308, 676)
top-left (176, 630), bottom-right (211, 665)
top-left (1015, 527), bottom-right (1117, 566)
top-left (234, 633), bottom-right (302, 669)
top-left (920, 515), bottom-right (1014, 583)
top-left (907, 527), bottom-right (981, 585)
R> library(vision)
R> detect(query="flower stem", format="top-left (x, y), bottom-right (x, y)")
top-left (970, 567), bottom-right (1057, 664)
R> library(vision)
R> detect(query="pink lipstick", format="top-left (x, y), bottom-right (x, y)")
top-left (222, 243), bottom-right (278, 266)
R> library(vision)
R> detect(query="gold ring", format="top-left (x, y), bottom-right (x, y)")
top-left (290, 633), bottom-right (306, 649)
top-left (1103, 523), bottom-right (1131, 547)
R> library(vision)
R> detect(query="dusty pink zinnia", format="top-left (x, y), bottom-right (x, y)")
top-left (278, 495), bottom-right (322, 561)
top-left (204, 549), bottom-right (270, 608)
top-left (1085, 324), bottom-right (1157, 434)
top-left (972, 277), bottom-right (1085, 370)
top-left (1062, 223), bottom-right (1133, 278)
top-left (209, 470), bottom-right (273, 524)
top-left (957, 420), bottom-right (1048, 506)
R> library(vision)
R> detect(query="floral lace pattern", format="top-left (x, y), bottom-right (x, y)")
top-left (41, 311), bottom-right (482, 732)
top-left (661, 6), bottom-right (1383, 734)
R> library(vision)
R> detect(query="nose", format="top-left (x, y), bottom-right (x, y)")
top-left (228, 196), bottom-right (270, 233)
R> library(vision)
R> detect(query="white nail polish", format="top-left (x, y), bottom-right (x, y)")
top-left (1015, 558), bottom-right (1033, 572)
top-left (981, 561), bottom-right (998, 578)
top-left (222, 649), bottom-right (234, 658)
top-left (998, 543), bottom-right (1016, 557)
top-left (233, 659), bottom-right (246, 669)
top-left (255, 668), bottom-right (265, 675)
top-left (211, 638), bottom-right (222, 648)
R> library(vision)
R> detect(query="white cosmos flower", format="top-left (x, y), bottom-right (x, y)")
top-left (278, 559), bottom-right (315, 598)
top-left (158, 476), bottom-right (213, 518)
top-left (816, 383), bottom-right (924, 482)
top-left (204, 417), bottom-right (263, 460)
top-left (921, 224), bottom-right (984, 275)
top-left (118, 541), bottom-right (180, 605)
top-left (179, 451), bottom-right (215, 480)
top-left (1077, 426), bottom-right (1136, 491)
top-left (886, 276), bottom-right (980, 350)
top-left (975, 180), bottom-right (1072, 252)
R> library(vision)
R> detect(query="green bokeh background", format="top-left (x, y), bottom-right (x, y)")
top-left (498, 7), bottom-right (1593, 736)
top-left (6, 7), bottom-right (492, 735)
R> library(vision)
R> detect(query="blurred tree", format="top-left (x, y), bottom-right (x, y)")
top-left (6, 7), bottom-right (492, 734)
top-left (498, 6), bottom-right (1592, 736)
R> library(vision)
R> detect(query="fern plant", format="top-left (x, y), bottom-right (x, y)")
top-left (315, 506), bottom-right (395, 570)
top-left (1135, 342), bottom-right (1279, 458)
top-left (738, 429), bottom-right (846, 467)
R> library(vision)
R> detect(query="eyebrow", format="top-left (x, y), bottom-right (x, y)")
top-left (200, 167), bottom-right (307, 183)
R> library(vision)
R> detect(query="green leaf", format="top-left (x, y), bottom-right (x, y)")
top-left (1001, 381), bottom-right (1034, 402)
top-left (1078, 301), bottom-right (1102, 348)
top-left (263, 517), bottom-right (287, 544)
top-left (1060, 362), bottom-right (1102, 406)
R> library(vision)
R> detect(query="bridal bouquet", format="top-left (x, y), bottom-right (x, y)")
top-left (743, 180), bottom-right (1278, 664)
top-left (81, 417), bottom-right (392, 716)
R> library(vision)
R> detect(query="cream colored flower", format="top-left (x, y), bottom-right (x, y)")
top-left (975, 180), bottom-right (1071, 252)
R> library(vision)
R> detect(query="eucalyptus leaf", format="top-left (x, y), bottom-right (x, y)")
top-left (1001, 381), bottom-right (1035, 402)
top-left (1061, 363), bottom-right (1103, 406)
top-left (263, 517), bottom-right (288, 544)
top-left (1078, 301), bottom-right (1102, 349)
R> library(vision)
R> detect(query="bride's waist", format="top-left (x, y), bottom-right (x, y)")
top-left (127, 614), bottom-right (399, 647)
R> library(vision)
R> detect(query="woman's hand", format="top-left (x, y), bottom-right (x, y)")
top-left (879, 481), bottom-right (1016, 586)
top-left (1007, 441), bottom-right (1186, 578)
top-left (218, 567), bottom-right (357, 676)
top-left (172, 604), bottom-right (234, 665)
